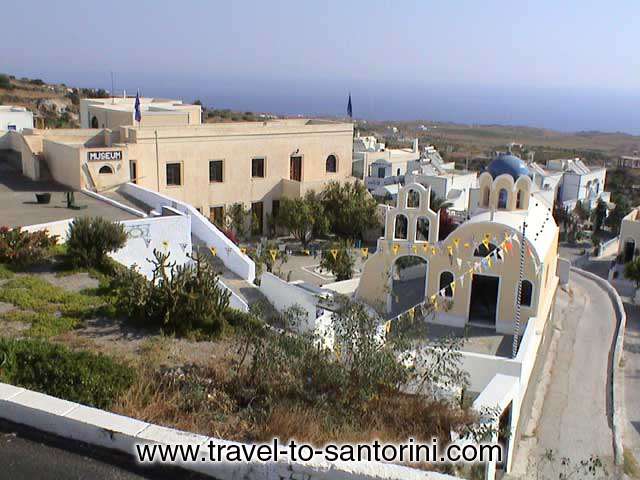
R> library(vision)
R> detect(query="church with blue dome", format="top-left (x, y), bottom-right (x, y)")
top-left (486, 153), bottom-right (533, 180)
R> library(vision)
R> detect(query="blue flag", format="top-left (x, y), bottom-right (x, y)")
top-left (134, 91), bottom-right (142, 123)
top-left (347, 93), bottom-right (352, 119)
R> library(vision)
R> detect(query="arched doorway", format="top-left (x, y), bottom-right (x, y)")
top-left (388, 255), bottom-right (428, 316)
top-left (91, 116), bottom-right (99, 128)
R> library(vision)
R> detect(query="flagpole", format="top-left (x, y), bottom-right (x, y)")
top-left (512, 221), bottom-right (527, 358)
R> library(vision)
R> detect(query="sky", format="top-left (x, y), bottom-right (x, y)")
top-left (2, 0), bottom-right (640, 133)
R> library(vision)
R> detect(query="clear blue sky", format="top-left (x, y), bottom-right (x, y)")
top-left (2, 0), bottom-right (640, 132)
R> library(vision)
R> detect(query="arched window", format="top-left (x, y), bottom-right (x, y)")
top-left (516, 189), bottom-right (523, 209)
top-left (326, 154), bottom-right (337, 173)
top-left (439, 271), bottom-right (454, 298)
top-left (394, 214), bottom-right (408, 240)
top-left (520, 280), bottom-right (533, 307)
top-left (498, 188), bottom-right (509, 209)
top-left (91, 116), bottom-right (99, 128)
top-left (98, 165), bottom-right (113, 174)
top-left (407, 189), bottom-right (420, 208)
top-left (416, 217), bottom-right (430, 242)
top-left (482, 186), bottom-right (490, 207)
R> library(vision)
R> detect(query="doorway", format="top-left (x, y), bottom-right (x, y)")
top-left (624, 240), bottom-right (635, 263)
top-left (129, 160), bottom-right (137, 184)
top-left (469, 274), bottom-right (499, 326)
top-left (251, 201), bottom-right (264, 235)
top-left (388, 256), bottom-right (428, 316)
top-left (290, 156), bottom-right (302, 181)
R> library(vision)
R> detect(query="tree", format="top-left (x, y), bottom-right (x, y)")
top-left (429, 191), bottom-right (453, 213)
top-left (276, 191), bottom-right (328, 246)
top-left (625, 257), bottom-right (640, 288)
top-left (573, 200), bottom-right (590, 222)
top-left (226, 203), bottom-right (250, 241)
top-left (66, 217), bottom-right (127, 269)
top-left (591, 199), bottom-right (608, 233)
top-left (277, 197), bottom-right (315, 246)
top-left (320, 241), bottom-right (355, 281)
top-left (321, 181), bottom-right (381, 240)
top-left (606, 197), bottom-right (630, 235)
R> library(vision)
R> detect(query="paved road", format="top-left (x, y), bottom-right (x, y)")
top-left (0, 421), bottom-right (208, 480)
top-left (528, 271), bottom-right (616, 471)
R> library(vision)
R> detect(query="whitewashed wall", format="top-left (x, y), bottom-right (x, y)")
top-left (259, 273), bottom-right (320, 333)
top-left (119, 183), bottom-right (255, 282)
top-left (111, 215), bottom-right (192, 279)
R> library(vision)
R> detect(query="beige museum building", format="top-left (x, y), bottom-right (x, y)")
top-left (2, 97), bottom-right (354, 234)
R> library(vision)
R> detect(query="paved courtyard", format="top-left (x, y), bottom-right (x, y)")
top-left (0, 161), bottom-right (137, 227)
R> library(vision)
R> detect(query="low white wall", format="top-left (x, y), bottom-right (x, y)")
top-left (119, 183), bottom-right (255, 282)
top-left (21, 216), bottom-right (192, 280)
top-left (460, 351), bottom-right (521, 394)
top-left (111, 216), bottom-right (192, 280)
top-left (0, 382), bottom-right (459, 480)
top-left (259, 273), bottom-right (319, 333)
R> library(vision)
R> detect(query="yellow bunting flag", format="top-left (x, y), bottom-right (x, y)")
top-left (482, 236), bottom-right (490, 249)
top-left (464, 242), bottom-right (470, 249)
top-left (453, 238), bottom-right (460, 248)
top-left (447, 245), bottom-right (453, 256)
top-left (240, 247), bottom-right (247, 255)
top-left (385, 321), bottom-right (392, 334)
top-left (269, 249), bottom-right (278, 262)
top-left (430, 294), bottom-right (437, 304)
top-left (303, 249), bottom-right (310, 256)
top-left (162, 240), bottom-right (169, 249)
top-left (487, 257), bottom-right (493, 268)
top-left (361, 247), bottom-right (369, 258)
top-left (408, 307), bottom-right (415, 320)
top-left (210, 247), bottom-right (217, 256)
top-left (330, 249), bottom-right (339, 260)
top-left (422, 243), bottom-right (429, 253)
top-left (392, 244), bottom-right (400, 255)
top-left (450, 281), bottom-right (456, 296)
top-left (431, 247), bottom-right (437, 256)
top-left (411, 244), bottom-right (418, 254)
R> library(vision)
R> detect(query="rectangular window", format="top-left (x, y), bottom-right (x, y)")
top-left (166, 162), bottom-right (182, 186)
top-left (129, 160), bottom-right (137, 184)
top-left (271, 199), bottom-right (280, 219)
top-left (210, 206), bottom-right (225, 227)
top-left (209, 160), bottom-right (223, 183)
top-left (252, 158), bottom-right (265, 178)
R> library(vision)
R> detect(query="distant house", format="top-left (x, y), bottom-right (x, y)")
top-left (543, 158), bottom-right (611, 210)
top-left (0, 106), bottom-right (34, 132)
top-left (352, 133), bottom-right (420, 186)
top-left (619, 155), bottom-right (640, 169)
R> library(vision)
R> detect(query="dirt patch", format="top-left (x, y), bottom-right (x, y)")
top-left (38, 272), bottom-right (100, 293)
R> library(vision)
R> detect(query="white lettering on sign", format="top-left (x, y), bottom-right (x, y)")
top-left (87, 151), bottom-right (123, 161)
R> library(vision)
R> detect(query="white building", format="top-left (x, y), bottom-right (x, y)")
top-left (352, 133), bottom-right (420, 187)
top-left (544, 158), bottom-right (610, 210)
top-left (0, 106), bottom-right (34, 132)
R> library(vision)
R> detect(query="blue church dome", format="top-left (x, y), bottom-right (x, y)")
top-left (486, 153), bottom-right (531, 180)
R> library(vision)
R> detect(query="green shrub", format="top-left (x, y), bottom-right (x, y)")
top-left (0, 74), bottom-right (13, 90)
top-left (111, 250), bottom-right (231, 337)
top-left (66, 217), bottom-right (127, 269)
top-left (0, 338), bottom-right (134, 408)
top-left (0, 226), bottom-right (58, 267)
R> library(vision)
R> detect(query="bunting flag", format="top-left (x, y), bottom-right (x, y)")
top-left (422, 243), bottom-right (429, 253)
top-left (431, 247), bottom-right (437, 256)
top-left (303, 249), bottom-right (310, 256)
top-left (412, 244), bottom-right (418, 255)
top-left (453, 238), bottom-right (460, 249)
top-left (463, 242), bottom-right (470, 249)
top-left (384, 321), bottom-right (392, 334)
top-left (210, 247), bottom-right (217, 256)
top-left (330, 249), bottom-right (339, 260)
top-left (456, 257), bottom-right (462, 270)
top-left (392, 244), bottom-right (400, 255)
top-left (162, 240), bottom-right (169, 249)
top-left (240, 247), bottom-right (247, 255)
top-left (450, 281), bottom-right (456, 296)
top-left (269, 249), bottom-right (278, 262)
top-left (361, 247), bottom-right (369, 258)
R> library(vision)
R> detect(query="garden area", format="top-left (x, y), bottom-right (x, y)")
top-left (0, 213), bottom-right (488, 476)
